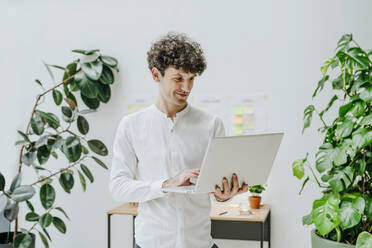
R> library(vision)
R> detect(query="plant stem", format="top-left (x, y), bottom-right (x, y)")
top-left (335, 226), bottom-right (341, 242)
top-left (314, 110), bottom-right (328, 128)
top-left (30, 156), bottom-right (86, 186)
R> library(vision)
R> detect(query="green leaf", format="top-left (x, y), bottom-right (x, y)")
top-left (63, 62), bottom-right (77, 84)
top-left (99, 65), bottom-right (114, 85)
top-left (4, 202), bottom-right (19, 221)
top-left (41, 228), bottom-right (51, 241)
top-left (40, 213), bottom-right (53, 228)
top-left (52, 90), bottom-right (63, 105)
top-left (40, 184), bottom-right (55, 209)
top-left (356, 232), bottom-right (372, 248)
top-left (349, 101), bottom-right (366, 118)
top-left (13, 233), bottom-right (32, 248)
top-left (38, 231), bottom-right (49, 248)
top-left (302, 105), bottom-right (315, 134)
top-left (352, 128), bottom-right (372, 148)
top-left (59, 172), bottom-right (74, 193)
top-left (61, 106), bottom-right (73, 118)
top-left (292, 159), bottom-right (305, 179)
top-left (35, 79), bottom-right (43, 88)
top-left (17, 130), bottom-right (30, 142)
top-left (320, 95), bottom-right (338, 117)
top-left (360, 86), bottom-right (372, 102)
top-left (0, 172), bottom-right (5, 190)
top-left (78, 170), bottom-right (86, 192)
top-left (75, 71), bottom-right (98, 98)
top-left (328, 166), bottom-right (353, 193)
top-left (52, 216), bottom-right (66, 233)
top-left (92, 156), bottom-right (108, 169)
top-left (54, 206), bottom-right (70, 220)
top-left (335, 118), bottom-right (354, 138)
top-left (22, 159), bottom-right (35, 170)
top-left (299, 176), bottom-right (310, 195)
top-left (332, 74), bottom-right (344, 90)
top-left (81, 93), bottom-right (100, 109)
top-left (80, 164), bottom-right (94, 183)
top-left (36, 110), bottom-right (60, 129)
top-left (340, 197), bottom-right (365, 230)
top-left (82, 145), bottom-right (89, 154)
top-left (313, 75), bottom-right (329, 98)
top-left (81, 60), bottom-right (103, 80)
top-left (61, 136), bottom-right (82, 162)
top-left (359, 114), bottom-right (372, 126)
top-left (35, 135), bottom-right (51, 148)
top-left (10, 173), bottom-right (22, 192)
top-left (25, 200), bottom-right (34, 212)
top-left (302, 212), bottom-right (313, 225)
top-left (79, 109), bottom-right (97, 115)
top-left (25, 212), bottom-right (39, 222)
top-left (96, 82), bottom-right (111, 103)
top-left (72, 49), bottom-right (99, 55)
top-left (88, 140), bottom-right (108, 156)
top-left (31, 114), bottom-right (45, 136)
top-left (11, 185), bottom-right (35, 202)
top-left (312, 193), bottom-right (341, 236)
top-left (37, 145), bottom-right (51, 165)
top-left (339, 102), bottom-right (353, 118)
top-left (336, 34), bottom-right (352, 51)
top-left (315, 143), bottom-right (334, 173)
top-left (77, 115), bottom-right (89, 135)
top-left (99, 55), bottom-right (118, 67)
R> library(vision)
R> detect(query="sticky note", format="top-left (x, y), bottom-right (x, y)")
top-left (233, 125), bottom-right (243, 134)
top-left (243, 105), bottom-right (254, 114)
top-left (198, 104), bottom-right (206, 110)
top-left (233, 106), bottom-right (244, 115)
top-left (228, 96), bottom-right (232, 101)
top-left (233, 114), bottom-right (243, 124)
top-left (128, 105), bottom-right (136, 114)
top-left (264, 94), bottom-right (269, 100)
top-left (243, 120), bottom-right (254, 130)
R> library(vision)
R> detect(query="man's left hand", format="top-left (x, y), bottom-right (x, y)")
top-left (213, 173), bottom-right (248, 202)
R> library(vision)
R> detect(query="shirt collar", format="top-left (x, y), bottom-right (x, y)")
top-left (151, 103), bottom-right (191, 120)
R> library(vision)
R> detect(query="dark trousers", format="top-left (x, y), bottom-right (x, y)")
top-left (135, 244), bottom-right (219, 248)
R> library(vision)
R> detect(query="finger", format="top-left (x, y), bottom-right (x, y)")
top-left (222, 177), bottom-right (230, 195)
top-left (214, 185), bottom-right (222, 197)
top-left (231, 173), bottom-right (239, 194)
top-left (238, 183), bottom-right (249, 193)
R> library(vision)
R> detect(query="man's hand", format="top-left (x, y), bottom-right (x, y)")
top-left (162, 168), bottom-right (200, 188)
top-left (213, 173), bottom-right (248, 202)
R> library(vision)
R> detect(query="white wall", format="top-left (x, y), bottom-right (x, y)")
top-left (1, 0), bottom-right (371, 247)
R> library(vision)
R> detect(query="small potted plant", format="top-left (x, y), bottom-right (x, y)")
top-left (248, 184), bottom-right (265, 209)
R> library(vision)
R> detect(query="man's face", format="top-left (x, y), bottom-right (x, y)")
top-left (152, 66), bottom-right (195, 107)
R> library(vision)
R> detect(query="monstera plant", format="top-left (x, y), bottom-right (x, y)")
top-left (292, 34), bottom-right (372, 248)
top-left (0, 49), bottom-right (118, 248)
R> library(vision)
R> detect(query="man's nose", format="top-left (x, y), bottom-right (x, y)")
top-left (181, 82), bottom-right (192, 92)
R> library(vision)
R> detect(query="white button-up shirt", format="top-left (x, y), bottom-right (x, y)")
top-left (109, 103), bottom-right (225, 248)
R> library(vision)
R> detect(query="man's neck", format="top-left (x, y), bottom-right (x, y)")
top-left (155, 97), bottom-right (187, 121)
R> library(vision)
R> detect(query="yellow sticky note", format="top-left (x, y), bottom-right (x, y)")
top-left (243, 105), bottom-right (254, 114)
top-left (233, 106), bottom-right (244, 115)
top-left (128, 105), bottom-right (136, 114)
top-left (243, 120), bottom-right (254, 130)
top-left (233, 125), bottom-right (243, 135)
top-left (198, 104), bottom-right (206, 110)
top-left (233, 114), bottom-right (243, 124)
top-left (228, 96), bottom-right (232, 101)
top-left (264, 94), bottom-right (269, 100)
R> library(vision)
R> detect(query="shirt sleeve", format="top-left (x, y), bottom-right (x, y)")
top-left (109, 117), bottom-right (166, 203)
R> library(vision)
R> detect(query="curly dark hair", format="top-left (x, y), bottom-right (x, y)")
top-left (147, 32), bottom-right (207, 76)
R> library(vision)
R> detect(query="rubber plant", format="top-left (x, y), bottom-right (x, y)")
top-left (0, 49), bottom-right (119, 248)
top-left (292, 34), bottom-right (372, 247)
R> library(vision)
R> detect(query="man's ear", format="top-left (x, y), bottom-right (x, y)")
top-left (151, 67), bottom-right (162, 83)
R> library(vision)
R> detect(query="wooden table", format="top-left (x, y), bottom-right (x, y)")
top-left (107, 202), bottom-right (271, 248)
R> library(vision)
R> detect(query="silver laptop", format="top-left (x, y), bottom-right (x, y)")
top-left (162, 132), bottom-right (284, 194)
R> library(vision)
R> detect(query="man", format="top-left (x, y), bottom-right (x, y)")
top-left (109, 33), bottom-right (248, 248)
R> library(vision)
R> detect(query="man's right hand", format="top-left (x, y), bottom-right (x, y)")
top-left (162, 168), bottom-right (200, 188)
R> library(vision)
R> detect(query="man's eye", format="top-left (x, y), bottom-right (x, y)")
top-left (174, 78), bottom-right (182, 82)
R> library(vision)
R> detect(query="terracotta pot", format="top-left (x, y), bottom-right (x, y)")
top-left (249, 196), bottom-right (261, 209)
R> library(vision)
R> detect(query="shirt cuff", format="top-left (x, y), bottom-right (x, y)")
top-left (150, 179), bottom-right (167, 198)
